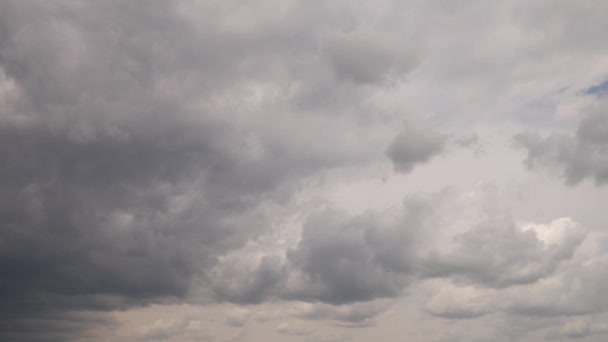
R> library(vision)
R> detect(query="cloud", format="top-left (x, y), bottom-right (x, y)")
top-left (326, 34), bottom-right (415, 85)
top-left (422, 217), bottom-right (587, 288)
top-left (516, 99), bottom-right (608, 185)
top-left (0, 0), bottom-right (418, 338)
top-left (545, 317), bottom-right (608, 340)
top-left (306, 333), bottom-right (352, 342)
top-left (211, 255), bottom-right (285, 304)
top-left (386, 122), bottom-right (446, 173)
top-left (4, 0), bottom-right (608, 341)
top-left (419, 227), bottom-right (608, 339)
top-left (209, 185), bottom-right (590, 318)
top-left (224, 309), bottom-right (252, 328)
top-left (283, 195), bottom-right (433, 304)
top-left (275, 322), bottom-right (312, 336)
top-left (289, 300), bottom-right (392, 327)
top-left (503, 254), bottom-right (608, 318)
top-left (424, 284), bottom-right (497, 319)
top-left (138, 318), bottom-right (191, 341)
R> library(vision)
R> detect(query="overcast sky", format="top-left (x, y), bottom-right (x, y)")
top-left (2, 1), bottom-right (608, 341)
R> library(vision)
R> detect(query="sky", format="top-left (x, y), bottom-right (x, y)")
top-left (1, 1), bottom-right (608, 341)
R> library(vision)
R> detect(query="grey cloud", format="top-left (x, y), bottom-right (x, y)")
top-left (138, 318), bottom-right (191, 341)
top-left (453, 132), bottom-right (484, 156)
top-left (211, 255), bottom-right (286, 304)
top-left (422, 217), bottom-right (587, 288)
top-left (420, 228), bottom-right (608, 336)
top-left (326, 34), bottom-right (414, 85)
top-left (306, 333), bottom-right (352, 342)
top-left (545, 317), bottom-right (608, 341)
top-left (425, 286), bottom-right (496, 319)
top-left (6, 0), bottom-right (608, 340)
top-left (211, 188), bottom-right (588, 310)
top-left (516, 104), bottom-right (608, 185)
top-left (224, 309), bottom-right (252, 328)
top-left (208, 194), bottom-right (436, 306)
top-left (505, 256), bottom-right (608, 318)
top-left (0, 311), bottom-right (118, 342)
top-left (387, 122), bottom-right (446, 173)
top-left (426, 306), bottom-right (491, 320)
top-left (0, 0), bottom-right (410, 339)
top-left (289, 300), bottom-right (391, 326)
top-left (283, 196), bottom-right (433, 304)
top-left (275, 322), bottom-right (312, 336)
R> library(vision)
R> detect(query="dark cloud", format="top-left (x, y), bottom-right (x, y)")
top-left (387, 122), bottom-right (446, 173)
top-left (516, 105), bottom-right (608, 185)
top-left (208, 194), bottom-right (435, 305)
top-left (327, 34), bottom-right (414, 85)
top-left (0, 311), bottom-right (118, 342)
top-left (212, 255), bottom-right (285, 304)
top-left (0, 0), bottom-right (416, 339)
top-left (6, 0), bottom-right (606, 340)
top-left (283, 197), bottom-right (432, 304)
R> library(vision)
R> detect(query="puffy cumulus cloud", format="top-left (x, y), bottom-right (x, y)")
top-left (283, 203), bottom-right (426, 304)
top-left (417, 226), bottom-right (608, 341)
top-left (516, 99), bottom-right (608, 185)
top-left (386, 122), bottom-right (446, 173)
top-left (422, 217), bottom-right (587, 288)
top-left (0, 0), bottom-right (428, 339)
top-left (208, 193), bottom-right (437, 306)
top-left (210, 185), bottom-right (592, 330)
top-left (503, 252), bottom-right (608, 318)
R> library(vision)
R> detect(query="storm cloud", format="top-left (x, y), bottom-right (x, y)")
top-left (0, 0), bottom-right (406, 338)
top-left (3, 1), bottom-right (608, 341)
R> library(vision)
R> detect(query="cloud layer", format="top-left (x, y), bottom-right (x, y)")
top-left (2, 0), bottom-right (608, 341)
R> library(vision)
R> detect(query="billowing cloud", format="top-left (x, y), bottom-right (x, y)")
top-left (386, 123), bottom-right (446, 173)
top-left (422, 217), bottom-right (587, 287)
top-left (208, 186), bottom-right (592, 331)
top-left (0, 0), bottom-right (421, 339)
top-left (516, 99), bottom-right (608, 185)
top-left (283, 204), bottom-right (423, 304)
top-left (3, 0), bottom-right (608, 341)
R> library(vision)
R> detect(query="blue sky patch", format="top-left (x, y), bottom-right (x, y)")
top-left (585, 79), bottom-right (608, 97)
